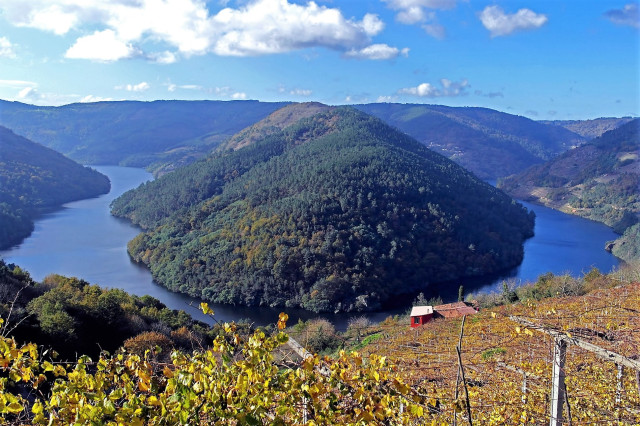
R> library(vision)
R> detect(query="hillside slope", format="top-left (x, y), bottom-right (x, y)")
top-left (0, 260), bottom-right (217, 360)
top-left (0, 99), bottom-right (289, 172)
top-left (541, 117), bottom-right (634, 139)
top-left (111, 104), bottom-right (534, 312)
top-left (1, 262), bottom-right (637, 424)
top-left (499, 119), bottom-right (639, 261)
top-left (355, 265), bottom-right (640, 423)
top-left (0, 126), bottom-right (110, 249)
top-left (355, 103), bottom-right (584, 179)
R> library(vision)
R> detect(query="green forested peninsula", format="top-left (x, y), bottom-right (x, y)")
top-left (499, 119), bottom-right (639, 262)
top-left (0, 126), bottom-right (110, 249)
top-left (112, 105), bottom-right (534, 312)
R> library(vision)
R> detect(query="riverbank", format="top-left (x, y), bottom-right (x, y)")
top-left (1, 166), bottom-right (620, 329)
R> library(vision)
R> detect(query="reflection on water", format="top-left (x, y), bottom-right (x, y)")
top-left (1, 166), bottom-right (620, 329)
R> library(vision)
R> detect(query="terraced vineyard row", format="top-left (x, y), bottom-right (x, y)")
top-left (355, 279), bottom-right (640, 423)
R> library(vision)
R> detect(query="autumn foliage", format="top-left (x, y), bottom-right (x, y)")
top-left (0, 312), bottom-right (431, 425)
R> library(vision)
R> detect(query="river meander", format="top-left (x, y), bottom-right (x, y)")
top-left (0, 166), bottom-right (620, 328)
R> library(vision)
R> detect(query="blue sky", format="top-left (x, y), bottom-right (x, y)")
top-left (0, 0), bottom-right (638, 120)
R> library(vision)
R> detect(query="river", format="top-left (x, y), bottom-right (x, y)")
top-left (0, 166), bottom-right (620, 328)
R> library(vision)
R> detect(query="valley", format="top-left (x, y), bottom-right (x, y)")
top-left (499, 119), bottom-right (639, 262)
top-left (0, 101), bottom-right (634, 425)
top-left (1, 0), bottom-right (637, 422)
top-left (0, 164), bottom-right (620, 325)
top-left (0, 126), bottom-right (110, 249)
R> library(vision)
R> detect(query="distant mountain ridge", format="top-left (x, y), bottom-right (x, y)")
top-left (499, 119), bottom-right (639, 262)
top-left (354, 103), bottom-right (585, 179)
top-left (0, 99), bottom-right (600, 180)
top-left (0, 126), bottom-right (110, 249)
top-left (0, 99), bottom-right (289, 174)
top-left (540, 117), bottom-right (634, 140)
top-left (111, 104), bottom-right (535, 313)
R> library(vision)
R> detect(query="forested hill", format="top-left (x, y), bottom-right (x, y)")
top-left (354, 103), bottom-right (585, 179)
top-left (0, 126), bottom-right (110, 249)
top-left (499, 119), bottom-right (639, 262)
top-left (111, 104), bottom-right (535, 313)
top-left (0, 99), bottom-right (288, 172)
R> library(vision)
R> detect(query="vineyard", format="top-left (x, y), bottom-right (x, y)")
top-left (352, 275), bottom-right (640, 423)
top-left (0, 266), bottom-right (639, 424)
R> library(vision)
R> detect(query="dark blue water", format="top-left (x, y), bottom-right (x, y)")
top-left (0, 166), bottom-right (620, 328)
top-left (448, 199), bottom-right (620, 298)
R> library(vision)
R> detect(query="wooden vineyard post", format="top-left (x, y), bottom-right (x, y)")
top-left (302, 396), bottom-right (308, 424)
top-left (509, 315), bottom-right (640, 424)
top-left (550, 336), bottom-right (567, 426)
top-left (453, 315), bottom-right (473, 426)
top-left (616, 364), bottom-right (624, 404)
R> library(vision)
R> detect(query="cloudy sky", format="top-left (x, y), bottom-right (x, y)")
top-left (0, 0), bottom-right (638, 119)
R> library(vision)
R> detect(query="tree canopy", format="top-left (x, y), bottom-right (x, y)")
top-left (112, 105), bottom-right (535, 312)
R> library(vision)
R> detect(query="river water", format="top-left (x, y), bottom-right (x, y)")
top-left (0, 166), bottom-right (620, 328)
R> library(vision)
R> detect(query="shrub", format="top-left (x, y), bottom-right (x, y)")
top-left (291, 318), bottom-right (342, 354)
top-left (123, 331), bottom-right (174, 360)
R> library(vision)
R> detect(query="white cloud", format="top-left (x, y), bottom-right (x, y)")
top-left (604, 3), bottom-right (639, 29)
top-left (400, 82), bottom-right (437, 97)
top-left (423, 23), bottom-right (445, 39)
top-left (383, 1), bottom-right (449, 38)
top-left (290, 88), bottom-right (312, 96)
top-left (344, 44), bottom-right (409, 60)
top-left (399, 78), bottom-right (469, 97)
top-left (396, 6), bottom-right (426, 25)
top-left (1, 0), bottom-right (398, 61)
top-left (0, 37), bottom-right (16, 58)
top-left (479, 5), bottom-right (548, 38)
top-left (361, 13), bottom-right (385, 35)
top-left (376, 95), bottom-right (396, 103)
top-left (148, 50), bottom-right (178, 64)
top-left (383, 0), bottom-right (455, 33)
top-left (65, 29), bottom-right (138, 61)
top-left (166, 84), bottom-right (248, 98)
top-left (4, 83), bottom-right (112, 106)
top-left (17, 86), bottom-right (43, 102)
top-left (10, 3), bottom-right (79, 35)
top-left (116, 81), bottom-right (150, 92)
top-left (210, 1), bottom-right (385, 56)
top-left (384, 0), bottom-right (456, 13)
top-left (79, 95), bottom-right (114, 103)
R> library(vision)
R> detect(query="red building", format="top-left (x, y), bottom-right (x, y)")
top-left (410, 305), bottom-right (434, 328)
